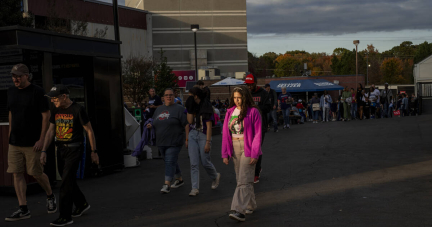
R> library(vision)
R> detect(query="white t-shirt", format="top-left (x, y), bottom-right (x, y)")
top-left (229, 108), bottom-right (244, 138)
top-left (372, 89), bottom-right (380, 102)
top-left (214, 108), bottom-right (221, 118)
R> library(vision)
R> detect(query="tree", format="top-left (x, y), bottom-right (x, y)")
top-left (382, 41), bottom-right (416, 59)
top-left (331, 55), bottom-right (341, 75)
top-left (333, 48), bottom-right (350, 56)
top-left (0, 0), bottom-right (33, 27)
top-left (248, 51), bottom-right (259, 76)
top-left (414, 41), bottom-right (432, 64)
top-left (380, 58), bottom-right (404, 84)
top-left (122, 56), bottom-right (154, 105)
top-left (153, 50), bottom-right (178, 97)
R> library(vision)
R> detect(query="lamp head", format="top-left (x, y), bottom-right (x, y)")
top-left (191, 24), bottom-right (199, 32)
top-left (353, 40), bottom-right (360, 46)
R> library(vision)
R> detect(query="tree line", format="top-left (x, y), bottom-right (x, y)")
top-left (248, 41), bottom-right (432, 85)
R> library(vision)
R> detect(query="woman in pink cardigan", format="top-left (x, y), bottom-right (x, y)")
top-left (222, 86), bottom-right (262, 222)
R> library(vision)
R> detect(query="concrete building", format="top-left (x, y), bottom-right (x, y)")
top-left (24, 0), bottom-right (152, 59)
top-left (414, 54), bottom-right (432, 95)
top-left (414, 54), bottom-right (432, 113)
top-left (126, 0), bottom-right (248, 77)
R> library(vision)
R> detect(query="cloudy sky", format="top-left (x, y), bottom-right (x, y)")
top-left (247, 0), bottom-right (432, 55)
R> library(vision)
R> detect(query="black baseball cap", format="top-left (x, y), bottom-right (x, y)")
top-left (46, 84), bottom-right (70, 97)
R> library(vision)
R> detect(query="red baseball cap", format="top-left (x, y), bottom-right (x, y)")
top-left (245, 74), bottom-right (256, 84)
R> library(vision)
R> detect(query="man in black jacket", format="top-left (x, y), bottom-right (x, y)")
top-left (245, 74), bottom-right (271, 184)
top-left (265, 84), bottom-right (278, 132)
top-left (197, 80), bottom-right (211, 102)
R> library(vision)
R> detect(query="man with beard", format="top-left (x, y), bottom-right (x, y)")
top-left (244, 74), bottom-right (271, 184)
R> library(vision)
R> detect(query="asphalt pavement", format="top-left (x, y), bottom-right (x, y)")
top-left (1, 115), bottom-right (432, 227)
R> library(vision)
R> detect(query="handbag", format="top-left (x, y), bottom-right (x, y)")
top-left (393, 110), bottom-right (400, 116)
top-left (371, 102), bottom-right (376, 107)
top-left (312, 103), bottom-right (320, 111)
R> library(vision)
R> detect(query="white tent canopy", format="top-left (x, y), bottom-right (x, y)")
top-left (211, 77), bottom-right (245, 86)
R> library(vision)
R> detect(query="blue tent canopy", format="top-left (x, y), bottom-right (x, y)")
top-left (270, 79), bottom-right (344, 92)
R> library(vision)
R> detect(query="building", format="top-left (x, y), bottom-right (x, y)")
top-left (126, 0), bottom-right (248, 77)
top-left (414, 54), bottom-right (432, 113)
top-left (24, 0), bottom-right (152, 59)
top-left (414, 54), bottom-right (432, 95)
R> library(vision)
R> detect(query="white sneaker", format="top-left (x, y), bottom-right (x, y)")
top-left (189, 188), bottom-right (199, 196)
top-left (286, 124), bottom-right (290, 129)
top-left (245, 209), bottom-right (254, 214)
top-left (160, 184), bottom-right (170, 194)
top-left (212, 173), bottom-right (221, 189)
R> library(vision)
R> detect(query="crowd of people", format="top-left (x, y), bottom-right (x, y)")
top-left (6, 63), bottom-right (421, 226)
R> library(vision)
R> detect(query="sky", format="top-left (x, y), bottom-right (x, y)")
top-left (246, 0), bottom-right (432, 56)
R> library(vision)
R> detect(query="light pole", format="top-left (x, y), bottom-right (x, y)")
top-left (366, 52), bottom-right (370, 86)
top-left (353, 40), bottom-right (360, 87)
top-left (191, 24), bottom-right (199, 80)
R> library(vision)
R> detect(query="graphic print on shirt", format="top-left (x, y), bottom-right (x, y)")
top-left (55, 114), bottom-right (74, 141)
top-left (253, 96), bottom-right (261, 105)
top-left (157, 111), bottom-right (170, 120)
top-left (229, 115), bottom-right (244, 135)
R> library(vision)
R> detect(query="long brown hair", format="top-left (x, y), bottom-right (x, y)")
top-left (229, 85), bottom-right (259, 122)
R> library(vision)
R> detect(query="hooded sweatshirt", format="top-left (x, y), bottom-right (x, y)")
top-left (222, 106), bottom-right (262, 159)
top-left (251, 86), bottom-right (271, 132)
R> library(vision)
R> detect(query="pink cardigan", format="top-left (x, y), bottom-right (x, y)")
top-left (221, 106), bottom-right (262, 159)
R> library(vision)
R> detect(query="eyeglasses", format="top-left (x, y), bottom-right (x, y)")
top-left (233, 87), bottom-right (243, 91)
top-left (164, 94), bottom-right (174, 97)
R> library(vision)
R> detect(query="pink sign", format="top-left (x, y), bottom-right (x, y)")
top-left (173, 70), bottom-right (196, 88)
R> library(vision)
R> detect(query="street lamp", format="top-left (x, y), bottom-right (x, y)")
top-left (366, 52), bottom-right (370, 86)
top-left (191, 24), bottom-right (199, 79)
top-left (353, 40), bottom-right (360, 87)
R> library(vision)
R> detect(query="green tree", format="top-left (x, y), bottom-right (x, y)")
top-left (122, 56), bottom-right (154, 105)
top-left (0, 0), bottom-right (33, 27)
top-left (153, 50), bottom-right (178, 97)
top-left (248, 51), bottom-right (259, 76)
top-left (333, 48), bottom-right (350, 56)
top-left (285, 50), bottom-right (309, 55)
top-left (414, 41), bottom-right (432, 64)
top-left (382, 41), bottom-right (416, 59)
top-left (380, 58), bottom-right (404, 84)
top-left (331, 55), bottom-right (341, 75)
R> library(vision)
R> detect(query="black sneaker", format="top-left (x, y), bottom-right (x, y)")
top-left (50, 217), bottom-right (73, 226)
top-left (71, 203), bottom-right (90, 218)
top-left (5, 209), bottom-right (31, 221)
top-left (47, 195), bottom-right (57, 214)
top-left (229, 212), bottom-right (245, 222)
top-left (161, 184), bottom-right (170, 194)
top-left (171, 180), bottom-right (184, 189)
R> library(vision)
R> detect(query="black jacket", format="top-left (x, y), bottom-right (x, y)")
top-left (251, 87), bottom-right (271, 132)
top-left (268, 88), bottom-right (278, 107)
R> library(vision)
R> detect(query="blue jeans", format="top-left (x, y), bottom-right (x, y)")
top-left (188, 130), bottom-right (218, 189)
top-left (281, 108), bottom-right (290, 125)
top-left (158, 146), bottom-right (182, 182)
top-left (313, 111), bottom-right (319, 120)
top-left (350, 103), bottom-right (357, 119)
top-left (382, 102), bottom-right (389, 118)
top-left (267, 109), bottom-right (278, 130)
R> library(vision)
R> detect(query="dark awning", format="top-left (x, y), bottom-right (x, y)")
top-left (270, 79), bottom-right (344, 92)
